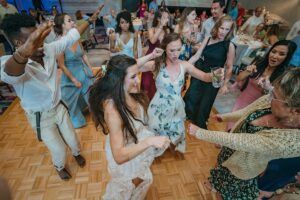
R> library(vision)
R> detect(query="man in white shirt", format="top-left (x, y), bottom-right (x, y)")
top-left (199, 0), bottom-right (225, 42)
top-left (0, 5), bottom-right (103, 180)
top-left (240, 6), bottom-right (264, 35)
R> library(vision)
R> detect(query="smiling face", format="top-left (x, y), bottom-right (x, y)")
top-left (268, 45), bottom-right (288, 68)
top-left (217, 20), bottom-right (233, 40)
top-left (124, 65), bottom-right (140, 94)
top-left (63, 15), bottom-right (75, 32)
top-left (211, 2), bottom-right (224, 19)
top-left (165, 39), bottom-right (182, 62)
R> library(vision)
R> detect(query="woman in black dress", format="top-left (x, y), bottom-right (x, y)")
top-left (184, 15), bottom-right (236, 129)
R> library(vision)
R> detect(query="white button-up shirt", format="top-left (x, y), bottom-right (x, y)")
top-left (0, 28), bottom-right (80, 113)
top-left (199, 17), bottom-right (215, 42)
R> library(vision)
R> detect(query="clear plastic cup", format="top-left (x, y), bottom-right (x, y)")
top-left (211, 67), bottom-right (223, 88)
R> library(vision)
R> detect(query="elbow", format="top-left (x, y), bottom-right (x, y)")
top-left (113, 151), bottom-right (130, 165)
top-left (114, 155), bottom-right (129, 165)
top-left (115, 158), bottom-right (126, 165)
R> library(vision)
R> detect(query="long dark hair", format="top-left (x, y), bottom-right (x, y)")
top-left (53, 13), bottom-right (67, 36)
top-left (115, 11), bottom-right (135, 34)
top-left (89, 55), bottom-right (148, 144)
top-left (154, 33), bottom-right (182, 76)
top-left (251, 40), bottom-right (297, 82)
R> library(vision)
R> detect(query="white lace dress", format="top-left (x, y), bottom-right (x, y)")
top-left (103, 105), bottom-right (164, 200)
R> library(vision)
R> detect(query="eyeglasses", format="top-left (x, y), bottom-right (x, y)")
top-left (268, 89), bottom-right (288, 104)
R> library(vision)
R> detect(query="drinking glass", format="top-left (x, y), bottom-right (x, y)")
top-left (211, 67), bottom-right (223, 88)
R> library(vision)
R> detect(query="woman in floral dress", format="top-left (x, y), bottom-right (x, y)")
top-left (137, 33), bottom-right (215, 154)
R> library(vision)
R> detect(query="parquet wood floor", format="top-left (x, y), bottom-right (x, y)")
top-left (0, 99), bottom-right (226, 200)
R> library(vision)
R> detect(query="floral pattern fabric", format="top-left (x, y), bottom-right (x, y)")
top-left (148, 64), bottom-right (186, 153)
top-left (209, 108), bottom-right (272, 200)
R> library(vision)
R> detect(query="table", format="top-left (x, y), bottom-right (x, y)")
top-left (232, 34), bottom-right (264, 66)
top-left (132, 19), bottom-right (143, 31)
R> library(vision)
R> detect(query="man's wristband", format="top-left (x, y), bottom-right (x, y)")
top-left (13, 51), bottom-right (28, 64)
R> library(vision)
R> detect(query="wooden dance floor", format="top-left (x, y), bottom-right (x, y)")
top-left (0, 99), bottom-right (226, 200)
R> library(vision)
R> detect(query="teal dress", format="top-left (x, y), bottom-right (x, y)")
top-left (61, 44), bottom-right (94, 128)
top-left (209, 108), bottom-right (272, 200)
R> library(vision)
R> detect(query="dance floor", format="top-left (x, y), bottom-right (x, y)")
top-left (0, 98), bottom-right (226, 199)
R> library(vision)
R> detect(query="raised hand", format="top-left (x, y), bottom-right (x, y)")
top-left (89, 4), bottom-right (105, 22)
top-left (17, 23), bottom-right (52, 58)
top-left (151, 48), bottom-right (164, 59)
top-left (160, 13), bottom-right (169, 27)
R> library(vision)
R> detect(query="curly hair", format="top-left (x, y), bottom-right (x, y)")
top-left (0, 13), bottom-right (36, 44)
top-left (115, 11), bottom-right (135, 34)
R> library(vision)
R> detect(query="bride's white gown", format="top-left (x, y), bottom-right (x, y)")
top-left (103, 104), bottom-right (165, 200)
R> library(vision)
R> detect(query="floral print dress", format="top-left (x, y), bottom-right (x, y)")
top-left (148, 64), bottom-right (186, 153)
top-left (209, 108), bottom-right (272, 200)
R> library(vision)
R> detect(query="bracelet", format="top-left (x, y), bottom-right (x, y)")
top-left (12, 53), bottom-right (28, 64)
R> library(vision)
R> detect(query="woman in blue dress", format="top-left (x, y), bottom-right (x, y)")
top-left (54, 13), bottom-right (94, 128)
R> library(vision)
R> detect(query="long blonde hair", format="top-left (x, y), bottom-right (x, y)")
top-left (178, 7), bottom-right (195, 34)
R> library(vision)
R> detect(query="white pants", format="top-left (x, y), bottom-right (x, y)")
top-left (25, 103), bottom-right (80, 170)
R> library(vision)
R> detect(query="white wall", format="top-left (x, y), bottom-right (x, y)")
top-left (61, 0), bottom-right (122, 16)
top-left (239, 0), bottom-right (300, 25)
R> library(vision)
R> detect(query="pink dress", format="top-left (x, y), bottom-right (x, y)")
top-left (228, 78), bottom-right (264, 130)
top-left (139, 3), bottom-right (147, 18)
top-left (141, 40), bottom-right (160, 100)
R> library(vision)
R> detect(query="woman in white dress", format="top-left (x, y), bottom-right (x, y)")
top-left (89, 54), bottom-right (170, 200)
top-left (109, 11), bottom-right (142, 58)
